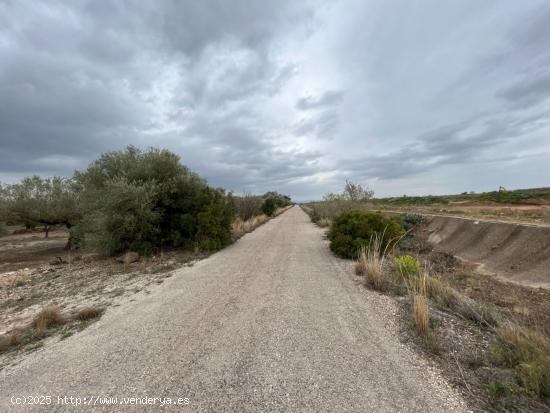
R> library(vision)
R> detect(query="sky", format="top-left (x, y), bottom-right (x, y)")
top-left (1, 0), bottom-right (550, 201)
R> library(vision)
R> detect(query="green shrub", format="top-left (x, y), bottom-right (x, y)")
top-left (75, 178), bottom-right (161, 254)
top-left (261, 197), bottom-right (277, 216)
top-left (75, 146), bottom-right (233, 255)
top-left (400, 213), bottom-right (427, 231)
top-left (395, 255), bottom-right (421, 277)
top-left (328, 211), bottom-right (405, 258)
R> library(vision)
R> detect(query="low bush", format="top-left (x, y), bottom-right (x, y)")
top-left (261, 197), bottom-right (277, 216)
top-left (400, 213), bottom-right (427, 231)
top-left (328, 210), bottom-right (405, 258)
top-left (395, 255), bottom-right (421, 277)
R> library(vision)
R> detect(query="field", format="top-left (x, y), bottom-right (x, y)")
top-left (372, 187), bottom-right (550, 226)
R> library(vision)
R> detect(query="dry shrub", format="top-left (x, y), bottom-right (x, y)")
top-left (492, 325), bottom-right (550, 397)
top-left (33, 306), bottom-right (65, 334)
top-left (0, 328), bottom-right (23, 352)
top-left (318, 218), bottom-right (332, 228)
top-left (74, 307), bottom-right (103, 321)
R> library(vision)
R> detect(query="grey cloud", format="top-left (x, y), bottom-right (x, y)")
top-left (296, 91), bottom-right (345, 110)
top-left (496, 74), bottom-right (550, 107)
top-left (294, 110), bottom-right (340, 139)
top-left (1, 1), bottom-right (549, 200)
top-left (343, 108), bottom-right (550, 182)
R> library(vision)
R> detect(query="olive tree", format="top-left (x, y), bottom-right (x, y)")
top-left (5, 176), bottom-right (79, 237)
top-left (74, 146), bottom-right (234, 255)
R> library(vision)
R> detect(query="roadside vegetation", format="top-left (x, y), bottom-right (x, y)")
top-left (328, 210), bottom-right (404, 258)
top-left (303, 182), bottom-right (550, 411)
top-left (0, 305), bottom-right (104, 355)
top-left (0, 146), bottom-right (292, 361)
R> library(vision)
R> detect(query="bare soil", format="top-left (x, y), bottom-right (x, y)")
top-left (0, 227), bottom-right (206, 369)
top-left (424, 216), bottom-right (550, 289)
top-left (0, 226), bottom-right (68, 273)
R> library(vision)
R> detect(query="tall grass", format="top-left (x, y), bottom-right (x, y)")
top-left (232, 215), bottom-right (270, 239)
top-left (356, 235), bottom-right (386, 290)
top-left (405, 270), bottom-right (430, 336)
top-left (231, 206), bottom-right (291, 239)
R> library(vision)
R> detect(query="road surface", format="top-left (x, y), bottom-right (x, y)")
top-left (1, 206), bottom-right (466, 412)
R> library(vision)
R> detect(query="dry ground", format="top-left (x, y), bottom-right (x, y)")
top-left (0, 227), bottom-right (205, 369)
top-left (374, 202), bottom-right (550, 226)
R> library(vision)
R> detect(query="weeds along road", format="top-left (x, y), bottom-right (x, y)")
top-left (1, 206), bottom-right (467, 412)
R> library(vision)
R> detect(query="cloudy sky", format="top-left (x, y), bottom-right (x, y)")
top-left (1, 1), bottom-right (550, 200)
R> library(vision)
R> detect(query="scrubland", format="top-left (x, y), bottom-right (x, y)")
top-left (303, 187), bottom-right (550, 412)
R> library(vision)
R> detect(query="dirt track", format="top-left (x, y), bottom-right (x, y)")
top-left (0, 206), bottom-right (466, 412)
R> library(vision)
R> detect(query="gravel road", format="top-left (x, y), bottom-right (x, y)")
top-left (1, 206), bottom-right (467, 412)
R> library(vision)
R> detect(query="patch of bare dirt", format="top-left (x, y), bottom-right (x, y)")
top-left (0, 227), bottom-right (207, 369)
top-left (424, 216), bottom-right (550, 289)
top-left (0, 226), bottom-right (68, 273)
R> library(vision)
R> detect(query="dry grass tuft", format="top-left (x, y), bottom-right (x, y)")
top-left (74, 307), bottom-right (104, 321)
top-left (406, 271), bottom-right (430, 336)
top-left (357, 235), bottom-right (386, 290)
top-left (0, 328), bottom-right (23, 352)
top-left (232, 215), bottom-right (269, 239)
top-left (318, 218), bottom-right (332, 228)
top-left (426, 276), bottom-right (456, 308)
top-left (492, 325), bottom-right (550, 397)
top-left (231, 206), bottom-right (291, 239)
top-left (412, 294), bottom-right (429, 336)
top-left (32, 306), bottom-right (65, 334)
